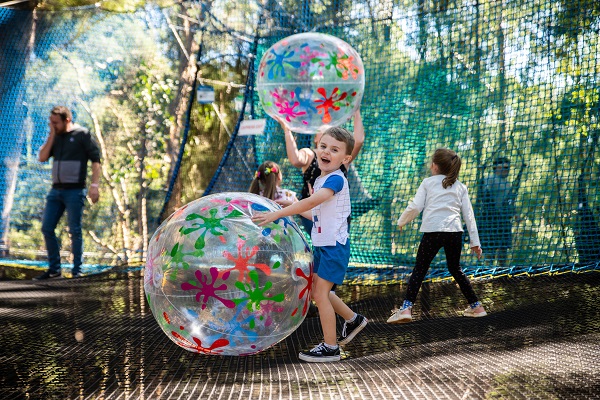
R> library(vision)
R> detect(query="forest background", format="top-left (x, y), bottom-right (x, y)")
top-left (1, 0), bottom-right (599, 272)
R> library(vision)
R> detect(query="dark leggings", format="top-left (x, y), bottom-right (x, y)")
top-left (405, 232), bottom-right (479, 304)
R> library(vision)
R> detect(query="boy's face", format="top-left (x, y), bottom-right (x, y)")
top-left (316, 134), bottom-right (351, 174)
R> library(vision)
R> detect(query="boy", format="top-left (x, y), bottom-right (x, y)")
top-left (253, 126), bottom-right (368, 362)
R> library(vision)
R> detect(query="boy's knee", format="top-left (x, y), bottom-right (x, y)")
top-left (312, 291), bottom-right (329, 304)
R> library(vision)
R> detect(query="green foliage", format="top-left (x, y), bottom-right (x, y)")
top-left (6, 0), bottom-right (600, 269)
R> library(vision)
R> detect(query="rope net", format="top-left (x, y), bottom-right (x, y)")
top-left (1, 0), bottom-right (599, 281)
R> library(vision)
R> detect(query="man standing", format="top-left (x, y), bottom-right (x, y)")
top-left (480, 157), bottom-right (516, 267)
top-left (33, 106), bottom-right (101, 280)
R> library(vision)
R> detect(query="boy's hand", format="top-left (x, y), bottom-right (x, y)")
top-left (471, 246), bottom-right (483, 259)
top-left (252, 212), bottom-right (278, 227)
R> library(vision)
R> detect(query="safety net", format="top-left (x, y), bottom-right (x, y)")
top-left (0, 0), bottom-right (599, 282)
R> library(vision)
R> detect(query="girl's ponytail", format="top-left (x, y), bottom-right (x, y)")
top-left (432, 148), bottom-right (462, 188)
top-left (248, 161), bottom-right (280, 200)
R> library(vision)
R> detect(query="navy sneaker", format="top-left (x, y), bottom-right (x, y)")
top-left (299, 343), bottom-right (341, 362)
top-left (338, 314), bottom-right (368, 345)
top-left (33, 270), bottom-right (61, 280)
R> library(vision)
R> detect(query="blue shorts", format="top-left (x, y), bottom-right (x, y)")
top-left (313, 240), bottom-right (350, 285)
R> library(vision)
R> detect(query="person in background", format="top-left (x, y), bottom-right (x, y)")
top-left (33, 106), bottom-right (101, 280)
top-left (479, 157), bottom-right (517, 267)
top-left (387, 148), bottom-right (486, 324)
top-left (249, 161), bottom-right (298, 207)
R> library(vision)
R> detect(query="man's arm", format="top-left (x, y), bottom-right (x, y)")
top-left (38, 125), bottom-right (55, 162)
top-left (88, 162), bottom-right (101, 204)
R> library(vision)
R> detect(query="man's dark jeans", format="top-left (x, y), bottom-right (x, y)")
top-left (41, 188), bottom-right (86, 274)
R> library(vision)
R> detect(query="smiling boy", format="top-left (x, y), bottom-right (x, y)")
top-left (252, 126), bottom-right (368, 362)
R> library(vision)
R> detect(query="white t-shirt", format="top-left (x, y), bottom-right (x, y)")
top-left (311, 169), bottom-right (351, 247)
top-left (397, 174), bottom-right (480, 247)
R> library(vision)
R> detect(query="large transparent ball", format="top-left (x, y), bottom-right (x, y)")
top-left (257, 32), bottom-right (365, 134)
top-left (144, 192), bottom-right (313, 356)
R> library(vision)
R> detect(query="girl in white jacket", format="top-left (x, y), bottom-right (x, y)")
top-left (387, 148), bottom-right (487, 324)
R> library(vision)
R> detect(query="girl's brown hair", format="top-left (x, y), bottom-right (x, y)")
top-left (249, 161), bottom-right (281, 200)
top-left (432, 148), bottom-right (461, 189)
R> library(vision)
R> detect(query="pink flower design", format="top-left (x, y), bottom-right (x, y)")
top-left (181, 267), bottom-right (235, 310)
top-left (256, 301), bottom-right (285, 327)
top-left (271, 88), bottom-right (306, 122)
top-left (203, 198), bottom-right (250, 212)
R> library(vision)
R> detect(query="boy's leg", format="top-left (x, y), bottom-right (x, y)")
top-left (335, 289), bottom-right (368, 345)
top-left (317, 240), bottom-right (367, 345)
top-left (312, 274), bottom-right (337, 345)
top-left (298, 273), bottom-right (341, 362)
top-left (329, 292), bottom-right (353, 320)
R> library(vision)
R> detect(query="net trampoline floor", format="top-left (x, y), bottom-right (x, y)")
top-left (0, 267), bottom-right (599, 400)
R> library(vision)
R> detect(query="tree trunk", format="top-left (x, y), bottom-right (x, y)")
top-left (162, 8), bottom-right (199, 219)
top-left (0, 9), bottom-right (36, 256)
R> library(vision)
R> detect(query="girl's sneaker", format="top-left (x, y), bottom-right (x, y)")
top-left (463, 307), bottom-right (487, 317)
top-left (386, 307), bottom-right (412, 324)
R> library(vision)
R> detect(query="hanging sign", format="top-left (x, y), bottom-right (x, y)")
top-left (238, 119), bottom-right (266, 136)
top-left (196, 85), bottom-right (215, 104)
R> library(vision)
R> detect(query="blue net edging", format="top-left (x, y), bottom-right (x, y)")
top-left (0, 258), bottom-right (144, 275)
top-left (345, 261), bottom-right (600, 285)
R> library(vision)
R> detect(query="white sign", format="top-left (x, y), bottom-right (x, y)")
top-left (238, 119), bottom-right (266, 136)
top-left (196, 85), bottom-right (215, 104)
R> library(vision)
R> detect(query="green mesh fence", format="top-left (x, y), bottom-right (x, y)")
top-left (1, 0), bottom-right (599, 280)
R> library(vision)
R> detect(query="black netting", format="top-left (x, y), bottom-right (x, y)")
top-left (1, 0), bottom-right (599, 278)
